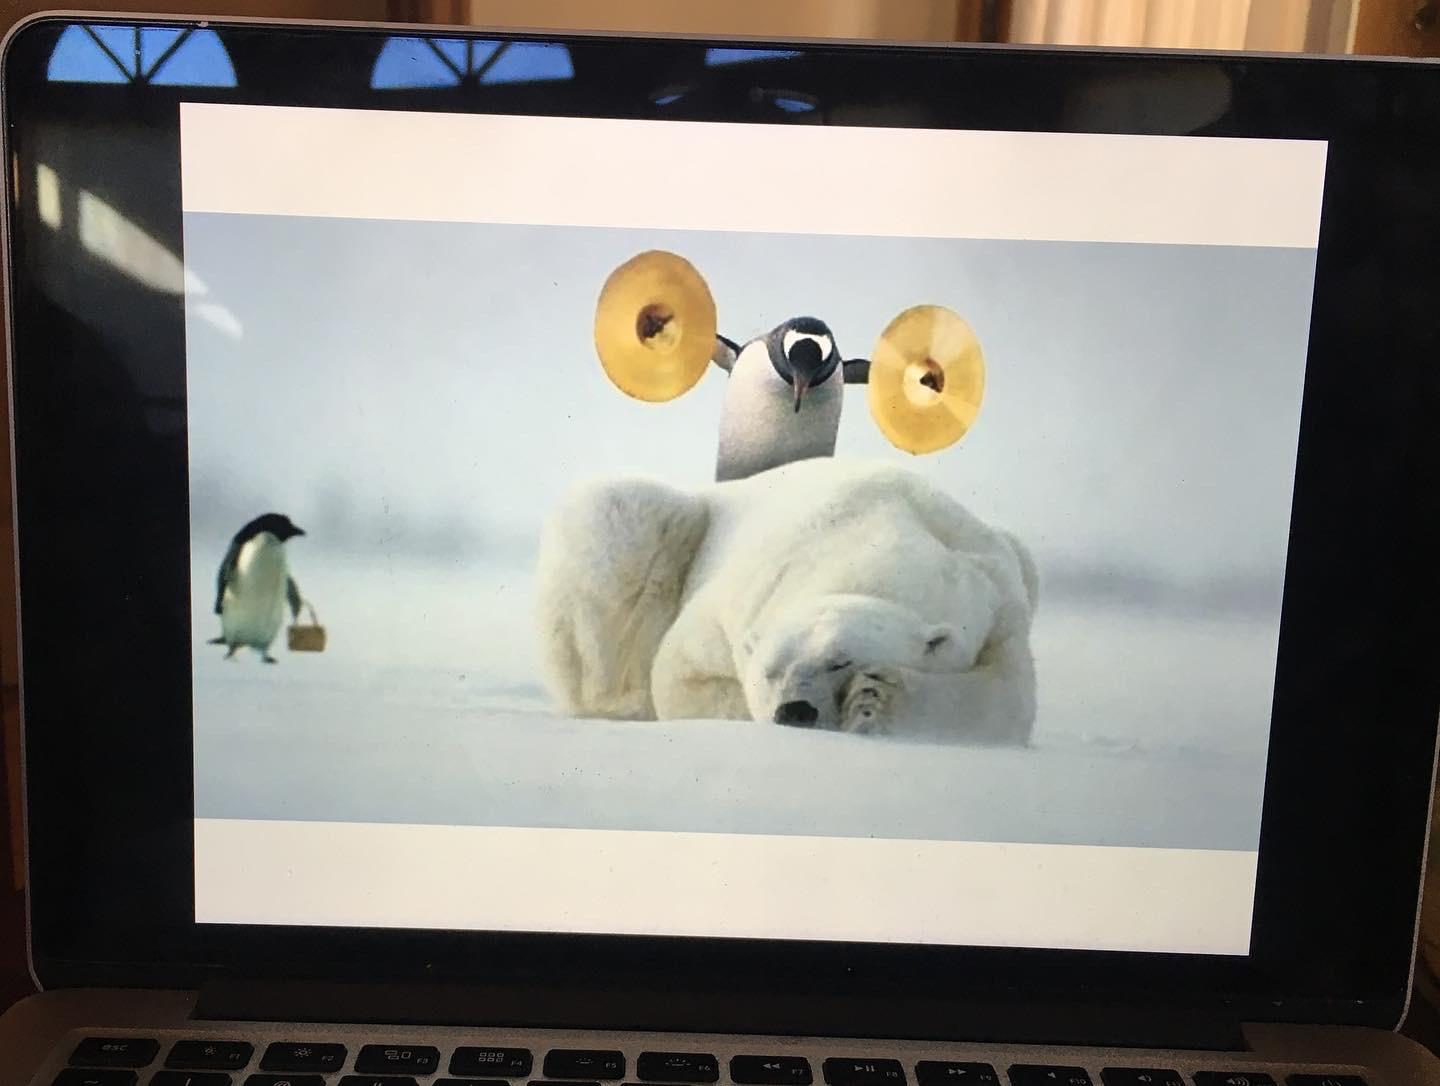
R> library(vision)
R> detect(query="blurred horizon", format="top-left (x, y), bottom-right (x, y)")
top-left (184, 212), bottom-right (1314, 635)
top-left (188, 479), bottom-right (1287, 618)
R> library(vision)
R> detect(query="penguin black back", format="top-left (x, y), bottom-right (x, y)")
top-left (232, 512), bottom-right (305, 545)
top-left (213, 512), bottom-right (306, 616)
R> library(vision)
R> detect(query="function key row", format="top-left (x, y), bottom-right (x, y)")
top-left (69, 1039), bottom-right (162, 1069)
top-left (356, 1045), bottom-right (441, 1075)
top-left (826, 1059), bottom-right (906, 1086)
top-left (216, 1077), bottom-right (441, 1086)
top-left (916, 1064), bottom-right (999, 1086)
top-left (454, 1047), bottom-right (536, 1078)
top-left (546, 1051), bottom-right (627, 1080)
top-left (169, 1041), bottom-right (256, 1071)
top-left (55, 1076), bottom-right (242, 1086)
top-left (1101, 1072), bottom-right (1184, 1086)
top-left (45, 1072), bottom-right (1372, 1086)
top-left (639, 1052), bottom-right (722, 1083)
top-left (732, 1057), bottom-right (813, 1085)
top-left (260, 1042), bottom-right (347, 1073)
top-left (58, 1040), bottom-right (1372, 1086)
top-left (1011, 1067), bottom-right (1091, 1086)
top-left (810, 1065), bottom-right (1367, 1086)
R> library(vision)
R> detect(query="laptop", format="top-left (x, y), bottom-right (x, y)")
top-left (2, 11), bottom-right (1439, 1086)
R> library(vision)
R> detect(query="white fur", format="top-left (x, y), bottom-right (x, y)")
top-left (715, 340), bottom-right (843, 482)
top-left (220, 533), bottom-right (290, 652)
top-left (536, 459), bottom-right (1038, 743)
top-left (535, 477), bottom-right (710, 719)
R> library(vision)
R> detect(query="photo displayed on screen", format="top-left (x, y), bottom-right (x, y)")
top-left (182, 103), bottom-right (1325, 953)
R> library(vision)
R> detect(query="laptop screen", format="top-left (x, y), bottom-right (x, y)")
top-left (180, 101), bottom-right (1325, 956)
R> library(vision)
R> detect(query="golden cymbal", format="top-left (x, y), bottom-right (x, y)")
top-left (594, 250), bottom-right (718, 402)
top-left (867, 305), bottom-right (985, 455)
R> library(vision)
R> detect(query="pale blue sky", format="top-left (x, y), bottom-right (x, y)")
top-left (183, 213), bottom-right (1316, 606)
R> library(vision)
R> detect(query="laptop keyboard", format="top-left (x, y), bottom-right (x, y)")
top-left (48, 1032), bottom-right (1374, 1086)
top-left (729, 1057), bottom-right (810, 1085)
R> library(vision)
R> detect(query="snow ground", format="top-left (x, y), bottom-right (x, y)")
top-left (191, 548), bottom-right (1271, 851)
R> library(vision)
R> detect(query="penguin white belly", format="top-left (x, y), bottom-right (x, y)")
top-left (716, 346), bottom-right (843, 482)
top-left (221, 535), bottom-right (289, 649)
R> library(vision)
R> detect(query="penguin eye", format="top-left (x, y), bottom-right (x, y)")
top-left (825, 658), bottom-right (852, 673)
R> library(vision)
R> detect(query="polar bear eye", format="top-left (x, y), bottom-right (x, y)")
top-left (825, 659), bottom-right (852, 673)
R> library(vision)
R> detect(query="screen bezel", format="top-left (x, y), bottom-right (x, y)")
top-left (5, 14), bottom-right (1439, 1031)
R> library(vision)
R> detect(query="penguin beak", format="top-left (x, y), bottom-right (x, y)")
top-left (792, 375), bottom-right (810, 413)
top-left (785, 337), bottom-right (823, 412)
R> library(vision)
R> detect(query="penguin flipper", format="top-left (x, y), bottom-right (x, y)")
top-left (286, 576), bottom-right (303, 621)
top-left (213, 538), bottom-right (242, 615)
top-left (710, 334), bottom-right (740, 373)
top-left (843, 358), bottom-right (871, 384)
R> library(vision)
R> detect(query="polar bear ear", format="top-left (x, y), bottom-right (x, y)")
top-left (922, 625), bottom-right (953, 656)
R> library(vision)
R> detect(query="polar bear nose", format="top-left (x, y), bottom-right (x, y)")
top-left (775, 700), bottom-right (819, 726)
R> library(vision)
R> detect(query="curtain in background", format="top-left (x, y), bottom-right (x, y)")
top-left (1009, 0), bottom-right (1356, 52)
top-left (458, 0), bottom-right (970, 41)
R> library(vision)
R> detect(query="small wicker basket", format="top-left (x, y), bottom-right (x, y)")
top-left (287, 601), bottom-right (327, 653)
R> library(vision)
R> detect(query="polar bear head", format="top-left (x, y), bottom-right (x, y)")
top-left (739, 593), bottom-right (969, 729)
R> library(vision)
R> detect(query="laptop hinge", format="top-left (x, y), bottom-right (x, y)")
top-left (194, 980), bottom-right (1248, 1051)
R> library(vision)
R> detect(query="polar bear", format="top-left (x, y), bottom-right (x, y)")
top-left (535, 458), bottom-right (1038, 742)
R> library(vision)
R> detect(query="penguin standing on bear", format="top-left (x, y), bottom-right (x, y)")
top-left (209, 512), bottom-right (306, 663)
top-left (712, 316), bottom-right (871, 482)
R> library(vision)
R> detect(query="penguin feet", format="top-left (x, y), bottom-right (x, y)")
top-left (223, 644), bottom-right (239, 659)
top-left (840, 668), bottom-right (902, 735)
top-left (262, 653), bottom-right (278, 664)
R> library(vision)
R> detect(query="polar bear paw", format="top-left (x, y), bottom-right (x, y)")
top-left (841, 668), bottom-right (904, 735)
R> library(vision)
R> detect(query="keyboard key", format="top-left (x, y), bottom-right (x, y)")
top-left (437, 1081), bottom-right (512, 1086)
top-left (1288, 1078), bottom-right (1367, 1086)
top-left (638, 1053), bottom-right (719, 1083)
top-left (339, 1077), bottom-right (419, 1086)
top-left (244, 1077), bottom-right (325, 1086)
top-left (52, 1072), bottom-right (137, 1086)
top-left (732, 1058), bottom-right (813, 1086)
top-left (259, 1044), bottom-right (347, 1073)
top-left (71, 1039), bottom-right (161, 1068)
top-left (824, 1060), bottom-right (906, 1086)
top-left (356, 1047), bottom-right (441, 1075)
top-left (167, 1042), bottom-right (255, 1071)
top-left (452, 1049), bottom-right (534, 1078)
top-left (151, 1075), bottom-right (232, 1086)
top-left (530, 1082), bottom-right (600, 1086)
top-left (1193, 1075), bottom-right (1276, 1086)
top-left (1102, 1072), bottom-right (1183, 1086)
top-left (1009, 1067), bottom-right (1092, 1086)
top-left (545, 1051), bottom-right (625, 1080)
top-left (917, 1065), bottom-right (997, 1086)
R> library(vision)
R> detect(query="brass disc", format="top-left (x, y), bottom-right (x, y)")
top-left (594, 250), bottom-right (717, 402)
top-left (867, 305), bottom-right (985, 455)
